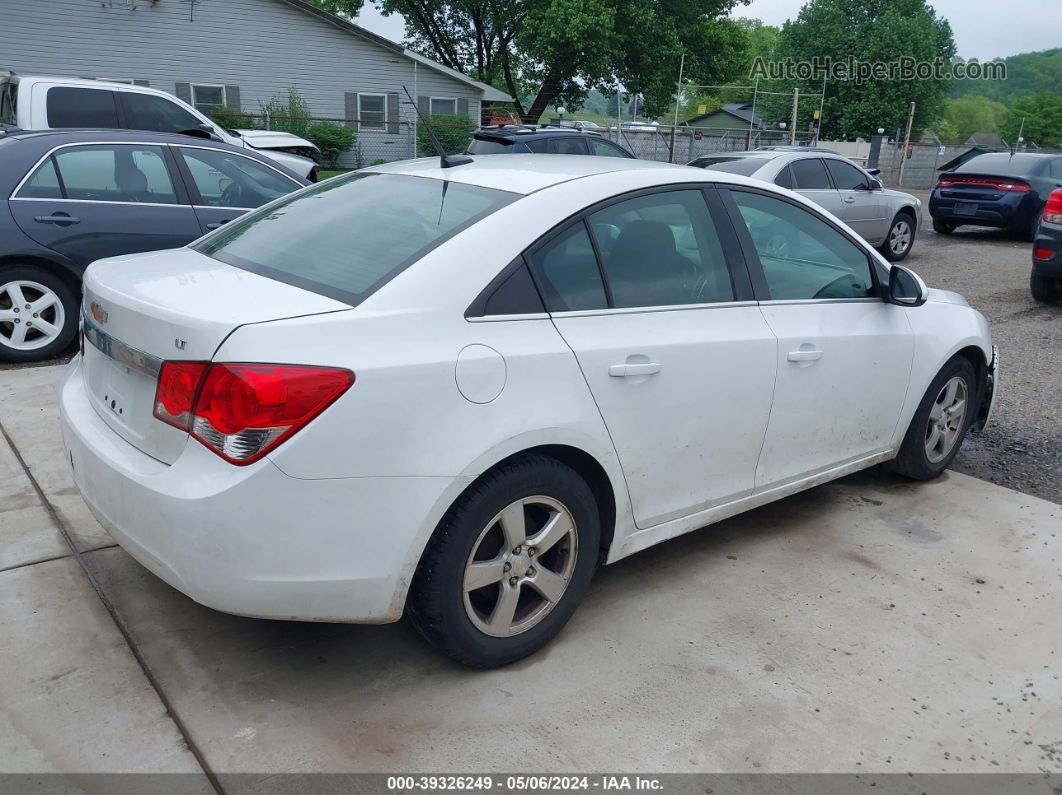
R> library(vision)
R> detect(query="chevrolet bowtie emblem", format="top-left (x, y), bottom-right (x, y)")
top-left (89, 301), bottom-right (108, 325)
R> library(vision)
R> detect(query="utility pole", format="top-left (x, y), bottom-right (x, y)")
top-left (747, 77), bottom-right (759, 150)
top-left (789, 88), bottom-right (799, 145)
top-left (898, 101), bottom-right (916, 187)
top-left (669, 52), bottom-right (684, 164)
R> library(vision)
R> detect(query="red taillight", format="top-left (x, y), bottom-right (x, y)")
top-left (1043, 189), bottom-right (1062, 225)
top-left (936, 175), bottom-right (1030, 192)
top-left (152, 362), bottom-right (353, 464)
top-left (154, 361), bottom-right (208, 430)
top-left (1034, 248), bottom-right (1055, 261)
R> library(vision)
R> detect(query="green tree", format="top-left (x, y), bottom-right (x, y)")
top-left (937, 95), bottom-right (1008, 143)
top-left (769, 0), bottom-right (956, 140)
top-left (305, 0), bottom-right (365, 17)
top-left (416, 113), bottom-right (476, 155)
top-left (374, 0), bottom-right (750, 122)
top-left (260, 87), bottom-right (311, 137)
top-left (1000, 95), bottom-right (1062, 149)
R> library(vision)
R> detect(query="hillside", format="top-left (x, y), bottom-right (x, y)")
top-left (951, 48), bottom-right (1062, 105)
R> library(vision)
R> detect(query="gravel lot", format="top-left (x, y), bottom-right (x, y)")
top-left (3, 193), bottom-right (1059, 503)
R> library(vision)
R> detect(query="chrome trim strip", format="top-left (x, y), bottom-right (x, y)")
top-left (549, 300), bottom-right (758, 318)
top-left (759, 297), bottom-right (881, 306)
top-left (82, 311), bottom-right (163, 379)
top-left (466, 312), bottom-right (551, 323)
top-left (10, 196), bottom-right (189, 209)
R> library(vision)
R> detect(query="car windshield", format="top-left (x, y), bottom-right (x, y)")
top-left (194, 173), bottom-right (517, 305)
top-left (688, 156), bottom-right (767, 176)
top-left (955, 153), bottom-right (1048, 175)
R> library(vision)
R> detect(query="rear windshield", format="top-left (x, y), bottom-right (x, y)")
top-left (956, 153), bottom-right (1048, 175)
top-left (467, 137), bottom-right (514, 154)
top-left (194, 172), bottom-right (517, 305)
top-left (687, 156), bottom-right (766, 176)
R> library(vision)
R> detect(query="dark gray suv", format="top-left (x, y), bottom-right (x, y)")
top-left (466, 126), bottom-right (636, 158)
top-left (0, 129), bottom-right (307, 362)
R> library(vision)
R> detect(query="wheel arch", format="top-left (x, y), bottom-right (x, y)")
top-left (0, 254), bottom-right (83, 297)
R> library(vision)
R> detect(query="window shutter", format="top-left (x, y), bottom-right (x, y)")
top-left (386, 92), bottom-right (399, 135)
top-left (418, 95), bottom-right (430, 117)
top-left (457, 97), bottom-right (469, 118)
top-left (175, 83), bottom-right (192, 104)
top-left (344, 92), bottom-right (359, 129)
top-left (225, 85), bottom-right (241, 110)
top-left (133, 79), bottom-right (150, 87)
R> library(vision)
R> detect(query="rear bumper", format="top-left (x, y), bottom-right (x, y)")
top-left (59, 357), bottom-right (464, 623)
top-left (929, 191), bottom-right (1035, 229)
top-left (1032, 224), bottom-right (1062, 278)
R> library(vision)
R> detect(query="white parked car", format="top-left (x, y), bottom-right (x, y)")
top-left (688, 150), bottom-right (923, 262)
top-left (59, 155), bottom-right (997, 667)
top-left (0, 73), bottom-right (320, 180)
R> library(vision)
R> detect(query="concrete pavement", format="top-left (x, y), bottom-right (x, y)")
top-left (1, 364), bottom-right (1060, 778)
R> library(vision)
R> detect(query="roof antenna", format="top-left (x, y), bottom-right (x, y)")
top-left (403, 87), bottom-right (472, 169)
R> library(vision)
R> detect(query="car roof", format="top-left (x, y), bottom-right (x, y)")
top-left (1, 128), bottom-right (248, 151)
top-left (955, 152), bottom-right (1056, 174)
top-left (365, 154), bottom-right (701, 195)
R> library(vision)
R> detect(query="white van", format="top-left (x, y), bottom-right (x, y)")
top-left (0, 73), bottom-right (320, 180)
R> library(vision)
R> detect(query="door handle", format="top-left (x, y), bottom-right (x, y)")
top-left (34, 214), bottom-right (80, 225)
top-left (787, 349), bottom-right (824, 362)
top-left (206, 220), bottom-right (231, 230)
top-left (609, 362), bottom-right (662, 377)
top-left (842, 196), bottom-right (856, 204)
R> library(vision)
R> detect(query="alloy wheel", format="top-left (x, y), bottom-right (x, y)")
top-left (0, 280), bottom-right (66, 352)
top-left (925, 376), bottom-right (968, 463)
top-left (890, 220), bottom-right (912, 256)
top-left (462, 495), bottom-right (578, 638)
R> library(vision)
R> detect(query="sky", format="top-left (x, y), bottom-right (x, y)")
top-left (355, 0), bottom-right (1062, 62)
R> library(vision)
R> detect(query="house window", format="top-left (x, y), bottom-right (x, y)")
top-left (430, 97), bottom-right (457, 116)
top-left (191, 84), bottom-right (226, 114)
top-left (359, 94), bottom-right (386, 129)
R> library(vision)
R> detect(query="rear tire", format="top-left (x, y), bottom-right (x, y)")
top-left (892, 356), bottom-right (978, 481)
top-left (0, 265), bottom-right (79, 363)
top-left (932, 219), bottom-right (956, 234)
top-left (407, 455), bottom-right (601, 668)
top-left (1030, 272), bottom-right (1062, 304)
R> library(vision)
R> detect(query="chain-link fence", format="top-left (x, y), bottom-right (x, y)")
top-left (599, 126), bottom-right (814, 164)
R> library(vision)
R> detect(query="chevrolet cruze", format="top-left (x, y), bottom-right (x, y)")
top-left (60, 155), bottom-right (997, 667)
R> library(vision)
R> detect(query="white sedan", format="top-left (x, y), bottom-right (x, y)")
top-left (59, 155), bottom-right (997, 667)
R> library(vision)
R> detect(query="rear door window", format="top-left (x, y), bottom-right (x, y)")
top-left (590, 139), bottom-right (631, 158)
top-left (22, 145), bottom-right (179, 204)
top-left (774, 165), bottom-right (794, 189)
top-left (789, 158), bottom-right (832, 190)
top-left (466, 138), bottom-right (513, 154)
top-left (195, 173), bottom-right (516, 305)
top-left (46, 87), bottom-right (120, 128)
top-left (527, 223), bottom-right (608, 311)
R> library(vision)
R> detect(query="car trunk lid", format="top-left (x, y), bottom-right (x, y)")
top-left (81, 248), bottom-right (349, 464)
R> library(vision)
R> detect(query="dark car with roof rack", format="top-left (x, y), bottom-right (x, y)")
top-left (466, 125), bottom-right (636, 158)
top-left (0, 128), bottom-right (307, 362)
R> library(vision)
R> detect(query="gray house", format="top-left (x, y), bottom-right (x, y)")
top-left (1, 0), bottom-right (511, 164)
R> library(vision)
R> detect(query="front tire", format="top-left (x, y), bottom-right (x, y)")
top-left (892, 356), bottom-right (978, 481)
top-left (932, 219), bottom-right (956, 234)
top-left (1030, 272), bottom-right (1062, 304)
top-left (880, 213), bottom-right (916, 261)
top-left (0, 265), bottom-right (79, 363)
top-left (408, 455), bottom-right (601, 668)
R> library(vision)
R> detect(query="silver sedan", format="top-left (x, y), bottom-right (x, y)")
top-left (688, 151), bottom-right (922, 261)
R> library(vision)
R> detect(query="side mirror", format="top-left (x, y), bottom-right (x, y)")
top-left (869, 178), bottom-right (883, 191)
top-left (887, 264), bottom-right (928, 307)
